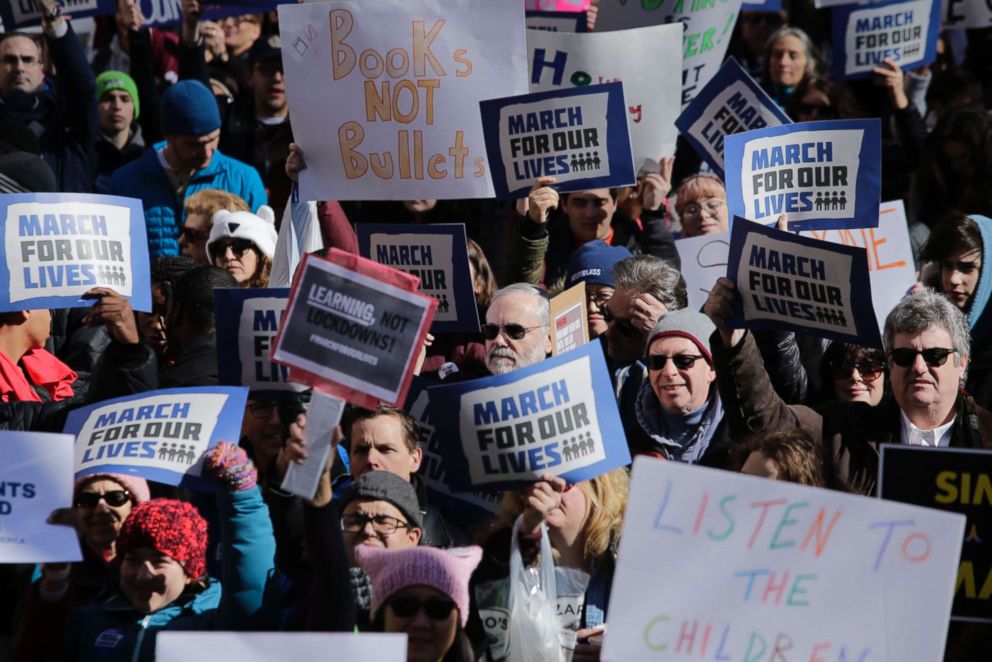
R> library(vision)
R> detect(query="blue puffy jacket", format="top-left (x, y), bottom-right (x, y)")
top-left (109, 144), bottom-right (267, 260)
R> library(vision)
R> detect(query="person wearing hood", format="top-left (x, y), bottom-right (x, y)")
top-left (93, 71), bottom-right (144, 194)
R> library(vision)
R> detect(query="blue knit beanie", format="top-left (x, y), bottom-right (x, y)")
top-left (160, 80), bottom-right (221, 136)
top-left (566, 240), bottom-right (633, 288)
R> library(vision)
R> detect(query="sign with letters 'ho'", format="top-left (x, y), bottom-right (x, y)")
top-left (832, 0), bottom-right (941, 80)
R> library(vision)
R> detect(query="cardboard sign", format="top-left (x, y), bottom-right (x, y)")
top-left (0, 0), bottom-right (278, 29)
top-left (675, 231), bottom-right (732, 311)
top-left (943, 0), bottom-right (992, 28)
top-left (832, 0), bottom-right (941, 80)
top-left (278, 0), bottom-right (527, 202)
top-left (356, 223), bottom-right (479, 334)
top-left (0, 432), bottom-right (82, 564)
top-left (157, 632), bottom-right (407, 662)
top-left (66, 387), bottom-right (249, 490)
top-left (727, 218), bottom-right (882, 347)
top-left (271, 250), bottom-right (436, 409)
top-left (602, 457), bottom-right (966, 662)
top-left (0, 193), bottom-right (151, 313)
top-left (724, 119), bottom-right (882, 230)
top-left (675, 58), bottom-right (792, 178)
top-left (527, 23), bottom-right (682, 169)
top-left (594, 0), bottom-right (745, 107)
top-left (879, 445), bottom-right (992, 623)
top-left (481, 83), bottom-right (635, 199)
top-left (429, 341), bottom-right (630, 491)
top-left (525, 0), bottom-right (590, 11)
top-left (214, 288), bottom-right (306, 398)
top-left (550, 282), bottom-right (589, 356)
top-left (526, 10), bottom-right (587, 32)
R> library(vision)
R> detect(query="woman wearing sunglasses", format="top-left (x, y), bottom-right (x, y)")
top-left (205, 206), bottom-right (278, 287)
top-left (818, 342), bottom-right (886, 406)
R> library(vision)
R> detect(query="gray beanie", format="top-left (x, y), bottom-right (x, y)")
top-left (645, 308), bottom-right (717, 363)
top-left (340, 471), bottom-right (423, 529)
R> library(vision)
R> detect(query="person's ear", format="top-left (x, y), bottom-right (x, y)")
top-left (410, 446), bottom-right (423, 474)
top-left (408, 527), bottom-right (423, 546)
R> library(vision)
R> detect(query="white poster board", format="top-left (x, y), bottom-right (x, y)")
top-left (156, 632), bottom-right (407, 661)
top-left (675, 230), bottom-right (732, 311)
top-left (942, 0), bottom-right (992, 27)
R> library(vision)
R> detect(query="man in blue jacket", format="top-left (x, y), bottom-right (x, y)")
top-left (110, 79), bottom-right (267, 260)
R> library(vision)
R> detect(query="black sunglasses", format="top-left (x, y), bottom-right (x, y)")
top-left (74, 490), bottom-right (131, 508)
top-left (388, 596), bottom-right (457, 620)
top-left (889, 347), bottom-right (957, 368)
top-left (209, 237), bottom-right (256, 261)
top-left (829, 358), bottom-right (884, 382)
top-left (646, 354), bottom-right (707, 370)
top-left (480, 323), bottom-right (543, 341)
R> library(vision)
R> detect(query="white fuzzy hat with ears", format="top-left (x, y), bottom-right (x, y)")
top-left (206, 205), bottom-right (278, 259)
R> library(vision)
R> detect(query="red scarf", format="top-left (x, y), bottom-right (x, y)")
top-left (0, 348), bottom-right (76, 402)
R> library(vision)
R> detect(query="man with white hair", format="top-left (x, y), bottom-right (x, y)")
top-left (482, 284), bottom-right (552, 376)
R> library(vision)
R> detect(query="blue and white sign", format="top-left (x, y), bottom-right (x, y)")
top-left (675, 58), bottom-right (791, 178)
top-left (725, 119), bottom-right (882, 231)
top-left (428, 342), bottom-right (630, 491)
top-left (742, 0), bottom-right (783, 10)
top-left (832, 0), bottom-right (941, 79)
top-left (481, 82), bottom-right (635, 199)
top-left (66, 387), bottom-right (249, 490)
top-left (357, 224), bottom-right (479, 334)
top-left (0, 432), bottom-right (82, 563)
top-left (0, 193), bottom-right (151, 313)
top-left (526, 10), bottom-right (587, 32)
top-left (0, 0), bottom-right (281, 29)
top-left (727, 217), bottom-right (882, 347)
top-left (214, 288), bottom-right (305, 398)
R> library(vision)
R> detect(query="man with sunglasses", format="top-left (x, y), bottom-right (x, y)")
top-left (482, 284), bottom-right (552, 377)
top-left (706, 283), bottom-right (992, 494)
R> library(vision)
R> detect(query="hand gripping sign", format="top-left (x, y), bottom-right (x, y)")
top-left (271, 249), bottom-right (436, 409)
top-left (832, 0), bottom-right (942, 80)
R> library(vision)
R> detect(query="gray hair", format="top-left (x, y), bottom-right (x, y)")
top-left (490, 283), bottom-right (550, 328)
top-left (883, 290), bottom-right (971, 362)
top-left (764, 26), bottom-right (822, 81)
top-left (611, 255), bottom-right (688, 312)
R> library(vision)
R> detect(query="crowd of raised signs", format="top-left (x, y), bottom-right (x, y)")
top-left (2, 0), bottom-right (992, 660)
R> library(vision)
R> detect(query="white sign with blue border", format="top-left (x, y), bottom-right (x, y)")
top-left (526, 10), bottom-right (587, 32)
top-left (428, 341), bottom-right (630, 491)
top-left (481, 82), bottom-right (635, 199)
top-left (0, 193), bottom-right (151, 312)
top-left (675, 58), bottom-right (791, 178)
top-left (726, 217), bottom-right (882, 347)
top-left (832, 0), bottom-right (941, 80)
top-left (725, 118), bottom-right (882, 231)
top-left (66, 387), bottom-right (249, 490)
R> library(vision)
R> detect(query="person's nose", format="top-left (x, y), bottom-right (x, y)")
top-left (366, 449), bottom-right (382, 470)
top-left (659, 358), bottom-right (679, 377)
top-left (136, 560), bottom-right (156, 580)
top-left (911, 353), bottom-right (929, 374)
top-left (224, 245), bottom-right (238, 260)
top-left (949, 269), bottom-right (964, 286)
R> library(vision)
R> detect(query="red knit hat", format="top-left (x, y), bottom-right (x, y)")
top-left (116, 499), bottom-right (208, 579)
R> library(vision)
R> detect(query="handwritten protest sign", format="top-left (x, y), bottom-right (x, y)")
top-left (214, 288), bottom-right (306, 398)
top-left (526, 10), bottom-right (587, 32)
top-left (725, 119), bottom-right (882, 230)
top-left (356, 224), bottom-right (479, 334)
top-left (727, 218), bottom-right (882, 346)
top-left (527, 23), bottom-right (682, 168)
top-left (602, 457), bottom-right (965, 661)
top-left (595, 0), bottom-right (744, 107)
top-left (0, 0), bottom-right (279, 29)
top-left (943, 0), bottom-right (992, 28)
top-left (676, 59), bottom-right (791, 178)
top-left (550, 282), bottom-right (588, 355)
top-left (272, 250), bottom-right (436, 409)
top-left (676, 231), bottom-right (732, 311)
top-left (832, 0), bottom-right (941, 80)
top-left (429, 341), bottom-right (629, 491)
top-left (879, 445), bottom-right (992, 623)
top-left (525, 0), bottom-right (590, 10)
top-left (66, 387), bottom-right (248, 490)
top-left (481, 83), bottom-right (635, 198)
top-left (157, 632), bottom-right (407, 662)
top-left (0, 432), bottom-right (81, 564)
top-left (278, 0), bottom-right (526, 201)
top-left (0, 193), bottom-right (151, 313)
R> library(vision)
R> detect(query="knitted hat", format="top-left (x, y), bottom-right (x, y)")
top-left (116, 499), bottom-right (208, 579)
top-left (645, 308), bottom-right (717, 364)
top-left (565, 240), bottom-right (632, 288)
top-left (160, 80), bottom-right (221, 136)
top-left (74, 473), bottom-right (151, 504)
top-left (356, 545), bottom-right (483, 626)
top-left (0, 152), bottom-right (56, 193)
top-left (206, 206), bottom-right (278, 259)
top-left (340, 471), bottom-right (423, 529)
top-left (96, 70), bottom-right (140, 120)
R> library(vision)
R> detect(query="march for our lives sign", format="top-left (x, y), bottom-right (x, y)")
top-left (356, 224), bottom-right (479, 333)
top-left (481, 83), bottom-right (635, 198)
top-left (0, 193), bottom-right (151, 312)
top-left (676, 58), bottom-right (791, 178)
top-left (724, 119), bottom-right (882, 231)
top-left (429, 342), bottom-right (630, 491)
top-left (832, 0), bottom-right (941, 79)
top-left (727, 218), bottom-right (882, 347)
top-left (66, 387), bottom-right (249, 490)
top-left (214, 288), bottom-right (305, 398)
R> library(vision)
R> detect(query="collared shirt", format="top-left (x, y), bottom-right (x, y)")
top-left (899, 411), bottom-right (955, 447)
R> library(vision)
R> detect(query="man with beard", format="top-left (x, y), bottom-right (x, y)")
top-left (482, 284), bottom-right (552, 376)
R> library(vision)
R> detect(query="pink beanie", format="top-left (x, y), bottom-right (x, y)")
top-left (74, 473), bottom-right (151, 504)
top-left (356, 545), bottom-right (483, 626)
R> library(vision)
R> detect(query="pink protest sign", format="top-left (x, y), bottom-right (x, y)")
top-left (525, 0), bottom-right (590, 11)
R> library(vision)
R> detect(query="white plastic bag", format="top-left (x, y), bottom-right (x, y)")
top-left (506, 515), bottom-right (565, 662)
top-left (269, 186), bottom-right (322, 287)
